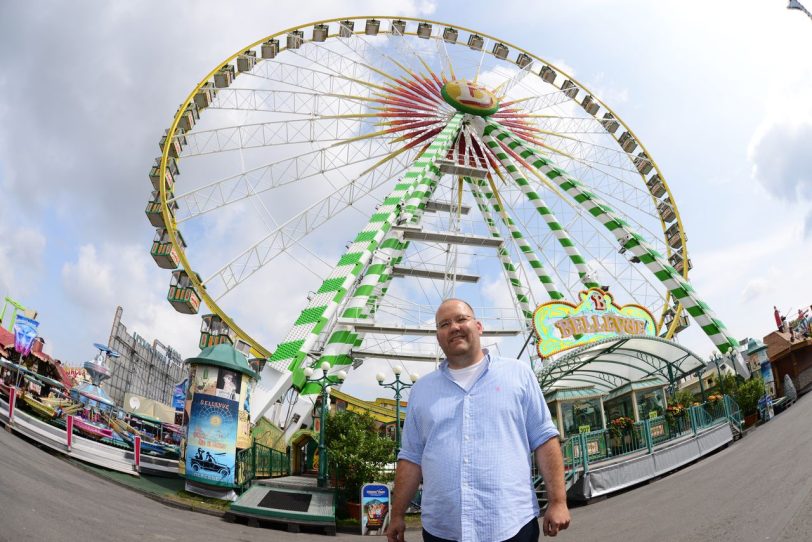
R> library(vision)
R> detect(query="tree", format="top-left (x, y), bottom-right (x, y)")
top-left (718, 374), bottom-right (738, 396)
top-left (324, 409), bottom-right (395, 505)
top-left (735, 377), bottom-right (766, 417)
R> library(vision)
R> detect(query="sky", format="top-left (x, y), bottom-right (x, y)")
top-left (1, 0), bottom-right (811, 402)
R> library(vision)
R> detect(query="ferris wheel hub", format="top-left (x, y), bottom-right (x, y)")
top-left (440, 80), bottom-right (499, 117)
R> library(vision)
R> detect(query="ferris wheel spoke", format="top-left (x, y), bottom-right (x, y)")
top-left (247, 57), bottom-right (379, 97)
top-left (203, 146), bottom-right (416, 301)
top-left (485, 121), bottom-right (739, 355)
top-left (210, 88), bottom-right (371, 116)
top-left (172, 137), bottom-right (398, 223)
top-left (178, 116), bottom-right (378, 158)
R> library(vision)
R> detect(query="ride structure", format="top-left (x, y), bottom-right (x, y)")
top-left (147, 16), bottom-right (745, 441)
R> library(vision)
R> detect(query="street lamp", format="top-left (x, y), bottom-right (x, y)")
top-left (376, 366), bottom-right (418, 460)
top-left (304, 361), bottom-right (346, 488)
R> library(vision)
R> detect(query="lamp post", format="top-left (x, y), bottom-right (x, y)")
top-left (376, 366), bottom-right (418, 461)
top-left (304, 361), bottom-right (346, 488)
top-left (709, 353), bottom-right (725, 393)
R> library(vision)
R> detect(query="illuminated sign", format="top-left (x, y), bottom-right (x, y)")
top-left (533, 288), bottom-right (655, 358)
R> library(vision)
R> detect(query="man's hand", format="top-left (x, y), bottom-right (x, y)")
top-left (386, 514), bottom-right (407, 542)
top-left (542, 501), bottom-right (570, 537)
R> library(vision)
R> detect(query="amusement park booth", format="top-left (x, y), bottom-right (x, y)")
top-left (544, 387), bottom-right (606, 438)
top-left (764, 330), bottom-right (812, 396)
top-left (603, 378), bottom-right (668, 423)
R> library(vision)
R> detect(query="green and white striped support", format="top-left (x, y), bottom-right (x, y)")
top-left (467, 179), bottom-right (533, 321)
top-left (398, 114), bottom-right (464, 224)
top-left (481, 132), bottom-right (600, 290)
top-left (467, 177), bottom-right (565, 302)
top-left (484, 121), bottom-right (740, 355)
top-left (270, 114), bottom-right (464, 394)
top-left (302, 165), bottom-right (447, 395)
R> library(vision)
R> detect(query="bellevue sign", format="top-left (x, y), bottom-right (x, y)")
top-left (533, 288), bottom-right (656, 358)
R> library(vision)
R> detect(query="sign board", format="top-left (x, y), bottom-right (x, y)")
top-left (361, 483), bottom-right (390, 536)
top-left (533, 288), bottom-right (656, 358)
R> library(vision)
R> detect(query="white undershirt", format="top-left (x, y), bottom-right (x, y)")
top-left (448, 356), bottom-right (487, 391)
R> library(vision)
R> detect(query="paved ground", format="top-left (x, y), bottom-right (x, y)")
top-left (1, 394), bottom-right (811, 541)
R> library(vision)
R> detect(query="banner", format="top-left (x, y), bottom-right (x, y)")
top-left (185, 393), bottom-right (238, 487)
top-left (172, 378), bottom-right (188, 410)
top-left (236, 374), bottom-right (252, 449)
top-left (361, 483), bottom-right (390, 536)
top-left (13, 315), bottom-right (39, 356)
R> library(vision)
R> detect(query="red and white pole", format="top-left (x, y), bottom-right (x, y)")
top-left (66, 414), bottom-right (74, 451)
top-left (134, 435), bottom-right (141, 473)
top-left (7, 387), bottom-right (16, 426)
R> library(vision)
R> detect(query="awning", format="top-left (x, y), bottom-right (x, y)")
top-left (538, 335), bottom-right (707, 394)
top-left (0, 327), bottom-right (15, 349)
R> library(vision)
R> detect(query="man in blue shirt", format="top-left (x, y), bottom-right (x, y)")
top-left (387, 299), bottom-right (570, 541)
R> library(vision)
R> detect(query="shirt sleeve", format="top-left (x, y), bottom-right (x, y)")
top-left (397, 384), bottom-right (424, 465)
top-left (523, 365), bottom-right (560, 450)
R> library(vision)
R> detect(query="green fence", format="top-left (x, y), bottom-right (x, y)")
top-left (561, 395), bottom-right (741, 476)
top-left (234, 443), bottom-right (290, 491)
top-left (254, 443), bottom-right (290, 478)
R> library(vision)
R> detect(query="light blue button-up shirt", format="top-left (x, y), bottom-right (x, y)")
top-left (398, 352), bottom-right (559, 542)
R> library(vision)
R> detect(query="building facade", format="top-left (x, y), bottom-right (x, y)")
top-left (104, 306), bottom-right (185, 406)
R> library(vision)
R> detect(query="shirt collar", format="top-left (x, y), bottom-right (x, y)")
top-left (439, 348), bottom-right (490, 374)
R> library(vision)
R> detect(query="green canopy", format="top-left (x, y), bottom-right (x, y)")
top-left (184, 343), bottom-right (257, 379)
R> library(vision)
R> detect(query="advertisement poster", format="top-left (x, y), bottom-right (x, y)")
top-left (193, 365), bottom-right (218, 395)
top-left (185, 393), bottom-right (238, 486)
top-left (172, 378), bottom-right (188, 411)
top-left (361, 483), bottom-right (390, 536)
top-left (215, 368), bottom-right (241, 401)
top-left (236, 374), bottom-right (252, 449)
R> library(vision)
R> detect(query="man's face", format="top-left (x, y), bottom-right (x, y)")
top-left (435, 301), bottom-right (483, 361)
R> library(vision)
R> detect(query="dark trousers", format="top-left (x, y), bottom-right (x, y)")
top-left (423, 517), bottom-right (539, 542)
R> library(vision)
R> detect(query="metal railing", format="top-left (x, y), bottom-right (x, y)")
top-left (560, 395), bottom-right (741, 477)
top-left (254, 442), bottom-right (290, 478)
top-left (234, 443), bottom-right (290, 491)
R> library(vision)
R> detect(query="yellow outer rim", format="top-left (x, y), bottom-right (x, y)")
top-left (158, 15), bottom-right (689, 358)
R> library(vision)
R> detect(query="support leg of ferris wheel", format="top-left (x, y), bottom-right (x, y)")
top-left (467, 176), bottom-right (564, 305)
top-left (466, 180), bottom-right (534, 321)
top-left (482, 121), bottom-right (749, 376)
top-left (251, 115), bottom-right (464, 432)
top-left (273, 167), bottom-right (448, 442)
top-left (477, 128), bottom-right (600, 290)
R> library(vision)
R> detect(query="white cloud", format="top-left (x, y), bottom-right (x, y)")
top-left (59, 243), bottom-right (200, 361)
top-left (0, 223), bottom-right (46, 298)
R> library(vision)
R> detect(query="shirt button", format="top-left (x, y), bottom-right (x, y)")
top-left (464, 458), bottom-right (469, 464)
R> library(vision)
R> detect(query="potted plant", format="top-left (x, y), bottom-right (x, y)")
top-left (735, 377), bottom-right (766, 427)
top-left (325, 409), bottom-right (395, 520)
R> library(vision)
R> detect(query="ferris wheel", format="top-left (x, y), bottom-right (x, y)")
top-left (147, 16), bottom-right (740, 434)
